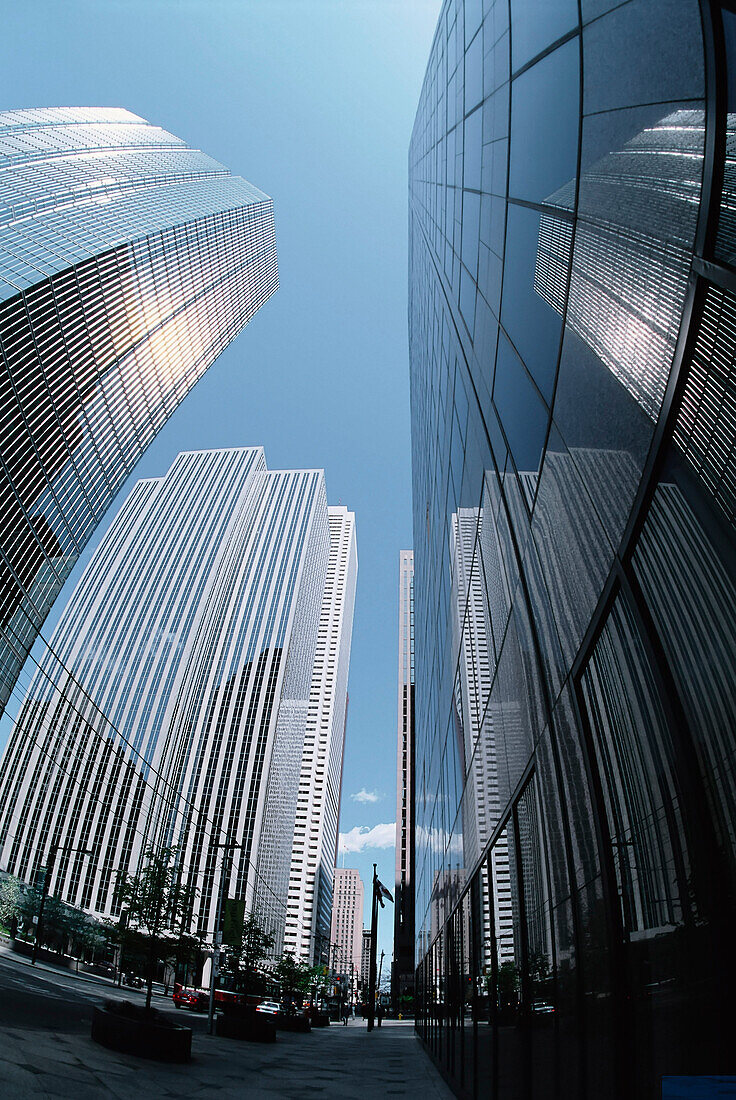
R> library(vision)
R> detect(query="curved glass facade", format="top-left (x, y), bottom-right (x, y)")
top-left (409, 1), bottom-right (736, 1094)
top-left (0, 108), bottom-right (278, 716)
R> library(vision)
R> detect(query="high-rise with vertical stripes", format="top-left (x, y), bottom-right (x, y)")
top-left (283, 507), bottom-right (357, 963)
top-left (0, 107), bottom-right (277, 718)
top-left (0, 448), bottom-right (355, 950)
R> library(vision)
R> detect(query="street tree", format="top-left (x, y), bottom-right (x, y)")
top-left (221, 911), bottom-right (275, 998)
top-left (113, 845), bottom-right (197, 1011)
top-left (274, 950), bottom-right (315, 1008)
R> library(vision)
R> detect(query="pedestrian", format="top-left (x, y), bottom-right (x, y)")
top-left (342, 1001), bottom-right (349, 1025)
top-left (377, 1002), bottom-right (384, 1027)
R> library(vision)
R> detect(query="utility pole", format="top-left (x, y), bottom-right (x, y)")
top-left (367, 863), bottom-right (378, 1031)
top-left (207, 839), bottom-right (241, 1036)
top-left (377, 949), bottom-right (385, 993)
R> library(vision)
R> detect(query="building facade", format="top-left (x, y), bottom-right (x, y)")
top-left (409, 1), bottom-right (736, 1096)
top-left (392, 550), bottom-right (416, 1008)
top-left (360, 927), bottom-right (372, 995)
top-left (0, 448), bottom-right (349, 949)
top-left (329, 867), bottom-right (364, 998)
top-left (0, 107), bottom-right (277, 717)
top-left (283, 508), bottom-right (357, 964)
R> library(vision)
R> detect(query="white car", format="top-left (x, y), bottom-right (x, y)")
top-left (255, 1000), bottom-right (281, 1015)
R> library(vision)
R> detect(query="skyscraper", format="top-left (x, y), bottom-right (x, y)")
top-left (283, 507), bottom-right (357, 964)
top-left (409, 1), bottom-right (736, 1096)
top-left (392, 550), bottom-right (415, 1007)
top-left (330, 867), bottom-right (364, 998)
top-left (0, 108), bottom-right (277, 716)
top-left (0, 447), bottom-right (355, 951)
top-left (361, 927), bottom-right (372, 995)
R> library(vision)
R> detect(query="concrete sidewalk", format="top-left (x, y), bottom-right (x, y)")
top-left (1, 1018), bottom-right (453, 1098)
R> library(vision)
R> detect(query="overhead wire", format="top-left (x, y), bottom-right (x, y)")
top-left (0, 609), bottom-right (293, 927)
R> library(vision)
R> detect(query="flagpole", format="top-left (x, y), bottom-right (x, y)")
top-left (367, 862), bottom-right (378, 1033)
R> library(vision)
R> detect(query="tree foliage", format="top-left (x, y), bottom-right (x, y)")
top-left (274, 950), bottom-right (316, 1006)
top-left (220, 911), bottom-right (275, 996)
top-left (0, 873), bottom-right (108, 957)
top-left (114, 845), bottom-right (197, 1011)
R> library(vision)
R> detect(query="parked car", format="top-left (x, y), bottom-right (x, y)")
top-left (123, 973), bottom-right (144, 989)
top-left (173, 985), bottom-right (207, 1011)
top-left (255, 1000), bottom-right (281, 1015)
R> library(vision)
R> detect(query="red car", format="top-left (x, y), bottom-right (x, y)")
top-left (172, 985), bottom-right (207, 1011)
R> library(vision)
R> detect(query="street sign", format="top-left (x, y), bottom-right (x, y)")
top-left (222, 897), bottom-right (245, 946)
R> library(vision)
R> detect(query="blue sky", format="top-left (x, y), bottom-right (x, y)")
top-left (0, 0), bottom-right (440, 967)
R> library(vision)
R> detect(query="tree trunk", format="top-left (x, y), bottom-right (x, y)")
top-left (146, 935), bottom-right (156, 1012)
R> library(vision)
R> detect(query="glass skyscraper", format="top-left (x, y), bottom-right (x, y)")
top-left (409, 1), bottom-right (736, 1096)
top-left (0, 448), bottom-right (355, 952)
top-left (0, 108), bottom-right (277, 716)
top-left (393, 549), bottom-right (416, 1008)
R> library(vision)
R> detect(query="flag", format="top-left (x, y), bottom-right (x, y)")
top-left (375, 877), bottom-right (394, 908)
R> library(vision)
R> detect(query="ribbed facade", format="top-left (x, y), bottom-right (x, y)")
top-left (0, 108), bottom-right (277, 717)
top-left (409, 1), bottom-right (736, 1096)
top-left (0, 448), bottom-right (331, 946)
top-left (283, 507), bottom-right (357, 964)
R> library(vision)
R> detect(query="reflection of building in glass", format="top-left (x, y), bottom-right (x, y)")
top-left (536, 109), bottom-right (704, 419)
top-left (0, 448), bottom-right (353, 950)
top-left (451, 510), bottom-right (514, 964)
top-left (330, 867), bottom-right (364, 996)
top-left (409, 2), bottom-right (736, 1096)
top-left (284, 508), bottom-right (357, 963)
top-left (0, 108), bottom-right (277, 716)
top-left (393, 550), bottom-right (416, 1004)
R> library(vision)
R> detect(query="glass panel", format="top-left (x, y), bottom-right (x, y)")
top-left (493, 332), bottom-right (550, 475)
top-left (633, 458), bottom-right (736, 879)
top-left (717, 10), bottom-right (736, 266)
top-left (495, 822), bottom-right (526, 1100)
top-left (509, 37), bottom-right (580, 206)
top-left (511, 0), bottom-right (578, 71)
top-left (581, 0), bottom-right (704, 115)
top-left (501, 202), bottom-right (566, 403)
top-left (580, 588), bottom-right (708, 1090)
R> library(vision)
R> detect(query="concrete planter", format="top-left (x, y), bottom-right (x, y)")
top-left (311, 1012), bottom-right (330, 1027)
top-left (277, 1012), bottom-right (311, 1033)
top-left (12, 939), bottom-right (76, 970)
top-left (91, 1001), bottom-right (191, 1062)
top-left (216, 1006), bottom-right (276, 1043)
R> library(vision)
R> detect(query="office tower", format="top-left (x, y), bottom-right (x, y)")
top-left (392, 550), bottom-right (415, 1006)
top-left (283, 508), bottom-right (357, 964)
top-left (329, 867), bottom-right (364, 997)
top-left (0, 448), bottom-right (352, 952)
top-left (0, 108), bottom-right (277, 717)
top-left (361, 928), bottom-right (372, 994)
top-left (409, 2), bottom-right (736, 1096)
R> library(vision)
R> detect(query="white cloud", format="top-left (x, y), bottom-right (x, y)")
top-left (338, 823), bottom-right (396, 853)
top-left (350, 788), bottom-right (381, 804)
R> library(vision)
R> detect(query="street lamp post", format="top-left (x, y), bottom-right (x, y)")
top-left (32, 844), bottom-right (92, 965)
top-left (207, 839), bottom-right (241, 1036)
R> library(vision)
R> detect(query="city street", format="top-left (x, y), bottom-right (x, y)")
top-left (0, 947), bottom-right (452, 1098)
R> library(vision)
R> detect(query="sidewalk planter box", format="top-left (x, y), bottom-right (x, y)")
top-left (12, 939), bottom-right (76, 970)
top-left (215, 1004), bottom-right (276, 1043)
top-left (311, 1012), bottom-right (330, 1027)
top-left (91, 1000), bottom-right (191, 1062)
